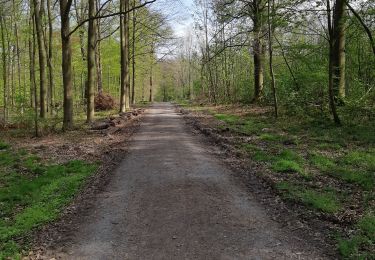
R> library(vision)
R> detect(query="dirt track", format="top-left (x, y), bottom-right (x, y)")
top-left (54, 103), bottom-right (327, 259)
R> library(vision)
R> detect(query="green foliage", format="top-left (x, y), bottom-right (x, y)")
top-left (0, 146), bottom-right (97, 259)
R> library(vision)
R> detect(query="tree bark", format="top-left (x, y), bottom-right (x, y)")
top-left (120, 0), bottom-right (126, 112)
top-left (28, 6), bottom-right (37, 108)
top-left (252, 8), bottom-right (264, 103)
top-left (74, 0), bottom-right (87, 61)
top-left (125, 0), bottom-right (130, 109)
top-left (327, 0), bottom-right (341, 125)
top-left (87, 0), bottom-right (96, 122)
top-left (268, 0), bottom-right (278, 118)
top-left (131, 0), bottom-right (136, 105)
top-left (332, 0), bottom-right (346, 102)
top-left (46, 0), bottom-right (55, 113)
top-left (95, 0), bottom-right (103, 93)
top-left (60, 0), bottom-right (74, 130)
top-left (33, 0), bottom-right (48, 118)
top-left (0, 15), bottom-right (8, 123)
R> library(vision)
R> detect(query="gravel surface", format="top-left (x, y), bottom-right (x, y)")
top-left (51, 103), bottom-right (328, 259)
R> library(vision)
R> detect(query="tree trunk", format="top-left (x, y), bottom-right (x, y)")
top-left (87, 0), bottom-right (96, 122)
top-left (120, 0), bottom-right (127, 112)
top-left (252, 11), bottom-right (264, 103)
top-left (13, 0), bottom-right (22, 112)
top-left (268, 0), bottom-right (278, 118)
top-left (332, 0), bottom-right (346, 103)
top-left (95, 0), bottom-right (103, 93)
top-left (125, 0), bottom-right (130, 109)
top-left (0, 15), bottom-right (8, 123)
top-left (149, 55), bottom-right (153, 103)
top-left (33, 0), bottom-right (48, 118)
top-left (46, 0), bottom-right (54, 113)
top-left (28, 9), bottom-right (36, 108)
top-left (60, 0), bottom-right (74, 130)
top-left (74, 0), bottom-right (87, 61)
top-left (131, 0), bottom-right (136, 105)
top-left (327, 0), bottom-right (341, 125)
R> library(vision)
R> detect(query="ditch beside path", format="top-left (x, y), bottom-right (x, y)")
top-left (53, 102), bottom-right (328, 259)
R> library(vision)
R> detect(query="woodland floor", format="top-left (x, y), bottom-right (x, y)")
top-left (0, 102), bottom-right (372, 259)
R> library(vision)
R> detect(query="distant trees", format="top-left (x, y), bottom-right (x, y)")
top-left (0, 0), bottom-right (168, 133)
top-left (173, 0), bottom-right (374, 125)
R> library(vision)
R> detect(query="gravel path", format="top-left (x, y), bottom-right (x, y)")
top-left (58, 103), bottom-right (327, 259)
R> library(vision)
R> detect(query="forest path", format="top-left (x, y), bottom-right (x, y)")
top-left (58, 102), bottom-right (326, 259)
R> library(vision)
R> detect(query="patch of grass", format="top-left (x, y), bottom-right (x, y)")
top-left (309, 153), bottom-right (336, 171)
top-left (0, 141), bottom-right (10, 150)
top-left (253, 150), bottom-right (275, 162)
top-left (338, 213), bottom-right (375, 259)
top-left (278, 149), bottom-right (303, 163)
top-left (214, 113), bottom-right (240, 124)
top-left (240, 144), bottom-right (275, 162)
top-left (334, 168), bottom-right (374, 190)
top-left (0, 147), bottom-right (97, 259)
top-left (340, 151), bottom-right (375, 172)
top-left (309, 152), bottom-right (375, 190)
top-left (238, 118), bottom-right (268, 135)
top-left (276, 182), bottom-right (341, 213)
top-left (299, 189), bottom-right (340, 213)
top-left (272, 150), bottom-right (305, 174)
top-left (259, 133), bottom-right (285, 142)
top-left (315, 142), bottom-right (343, 150)
top-left (357, 214), bottom-right (375, 240)
top-left (272, 160), bottom-right (303, 173)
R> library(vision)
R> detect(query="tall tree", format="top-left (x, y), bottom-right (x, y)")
top-left (267, 0), bottom-right (277, 118)
top-left (251, 0), bottom-right (266, 103)
top-left (120, 0), bottom-right (130, 112)
top-left (327, 0), bottom-right (341, 125)
top-left (59, 0), bottom-right (74, 130)
top-left (33, 0), bottom-right (47, 118)
top-left (46, 0), bottom-right (55, 113)
top-left (131, 0), bottom-right (136, 105)
top-left (87, 0), bottom-right (96, 122)
top-left (332, 0), bottom-right (346, 103)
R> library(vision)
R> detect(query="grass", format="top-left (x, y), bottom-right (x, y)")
top-left (309, 151), bottom-right (375, 190)
top-left (272, 160), bottom-right (303, 173)
top-left (0, 141), bottom-right (10, 150)
top-left (214, 113), bottom-right (241, 124)
top-left (181, 104), bottom-right (374, 257)
top-left (276, 182), bottom-right (341, 213)
top-left (338, 213), bottom-right (375, 259)
top-left (259, 133), bottom-right (286, 142)
top-left (0, 143), bottom-right (97, 259)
